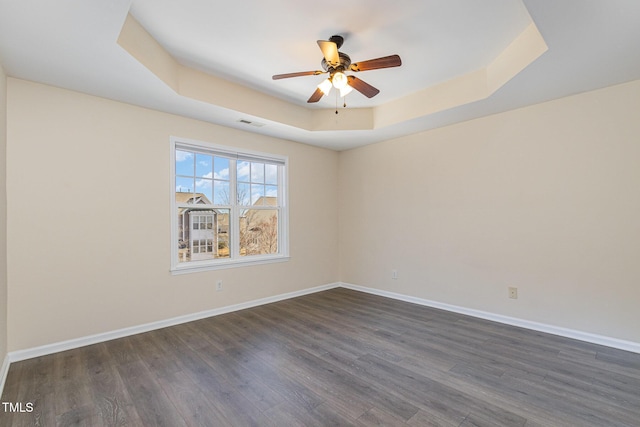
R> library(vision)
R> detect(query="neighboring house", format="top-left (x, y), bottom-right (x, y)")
top-left (176, 192), bottom-right (229, 261)
top-left (240, 196), bottom-right (278, 255)
top-left (176, 193), bottom-right (277, 259)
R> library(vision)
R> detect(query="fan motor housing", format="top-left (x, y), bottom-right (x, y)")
top-left (321, 52), bottom-right (351, 73)
top-left (329, 35), bottom-right (344, 49)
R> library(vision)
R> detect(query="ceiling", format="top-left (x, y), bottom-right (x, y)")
top-left (0, 0), bottom-right (639, 151)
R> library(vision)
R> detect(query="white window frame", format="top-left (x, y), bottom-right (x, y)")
top-left (170, 136), bottom-right (289, 274)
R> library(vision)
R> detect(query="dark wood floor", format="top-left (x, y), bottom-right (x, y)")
top-left (2, 288), bottom-right (640, 426)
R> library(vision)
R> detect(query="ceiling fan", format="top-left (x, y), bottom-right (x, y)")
top-left (272, 35), bottom-right (402, 103)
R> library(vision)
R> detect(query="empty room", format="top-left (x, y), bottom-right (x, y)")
top-left (1, 0), bottom-right (639, 426)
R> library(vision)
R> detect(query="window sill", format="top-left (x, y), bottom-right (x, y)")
top-left (170, 255), bottom-right (290, 275)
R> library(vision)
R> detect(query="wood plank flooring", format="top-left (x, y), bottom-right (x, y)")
top-left (2, 287), bottom-right (640, 426)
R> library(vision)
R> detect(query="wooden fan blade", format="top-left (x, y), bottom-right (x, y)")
top-left (307, 88), bottom-right (324, 103)
top-left (350, 54), bottom-right (402, 72)
top-left (317, 40), bottom-right (340, 67)
top-left (272, 70), bottom-right (324, 80)
top-left (347, 76), bottom-right (380, 98)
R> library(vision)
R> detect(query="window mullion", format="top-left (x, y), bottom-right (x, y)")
top-left (230, 158), bottom-right (239, 260)
top-left (278, 164), bottom-right (285, 255)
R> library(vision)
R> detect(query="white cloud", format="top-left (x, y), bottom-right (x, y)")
top-left (265, 164), bottom-right (278, 184)
top-left (237, 161), bottom-right (250, 181)
top-left (175, 150), bottom-right (193, 162)
top-left (196, 176), bottom-right (213, 189)
top-left (214, 168), bottom-right (229, 180)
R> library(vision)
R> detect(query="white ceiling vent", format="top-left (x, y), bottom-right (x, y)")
top-left (237, 119), bottom-right (266, 128)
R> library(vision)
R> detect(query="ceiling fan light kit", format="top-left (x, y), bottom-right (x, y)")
top-left (317, 78), bottom-right (333, 96)
top-left (332, 72), bottom-right (348, 89)
top-left (272, 34), bottom-right (402, 104)
top-left (339, 85), bottom-right (353, 97)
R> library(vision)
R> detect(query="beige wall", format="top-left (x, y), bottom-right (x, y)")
top-left (0, 65), bottom-right (7, 362)
top-left (339, 79), bottom-right (640, 343)
top-left (5, 75), bottom-right (640, 352)
top-left (6, 79), bottom-right (339, 351)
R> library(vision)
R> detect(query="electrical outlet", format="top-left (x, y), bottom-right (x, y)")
top-left (392, 269), bottom-right (398, 280)
top-left (508, 286), bottom-right (518, 299)
top-left (216, 280), bottom-right (223, 291)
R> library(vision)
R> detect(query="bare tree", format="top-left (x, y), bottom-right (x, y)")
top-left (259, 214), bottom-right (278, 254)
top-left (240, 210), bottom-right (278, 255)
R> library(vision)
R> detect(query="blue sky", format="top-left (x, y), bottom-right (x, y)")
top-left (176, 150), bottom-right (278, 205)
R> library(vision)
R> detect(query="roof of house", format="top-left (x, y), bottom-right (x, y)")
top-left (252, 196), bottom-right (277, 207)
top-left (175, 192), bottom-right (212, 205)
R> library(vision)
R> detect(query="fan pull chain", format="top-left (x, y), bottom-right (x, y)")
top-left (334, 92), bottom-right (348, 114)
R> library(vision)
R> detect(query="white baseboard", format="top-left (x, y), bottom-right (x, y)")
top-left (4, 279), bottom-right (639, 382)
top-left (7, 282), bottom-right (340, 364)
top-left (340, 282), bottom-right (640, 354)
top-left (0, 353), bottom-right (9, 397)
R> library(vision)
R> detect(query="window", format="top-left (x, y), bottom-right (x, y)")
top-left (171, 137), bottom-right (288, 273)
